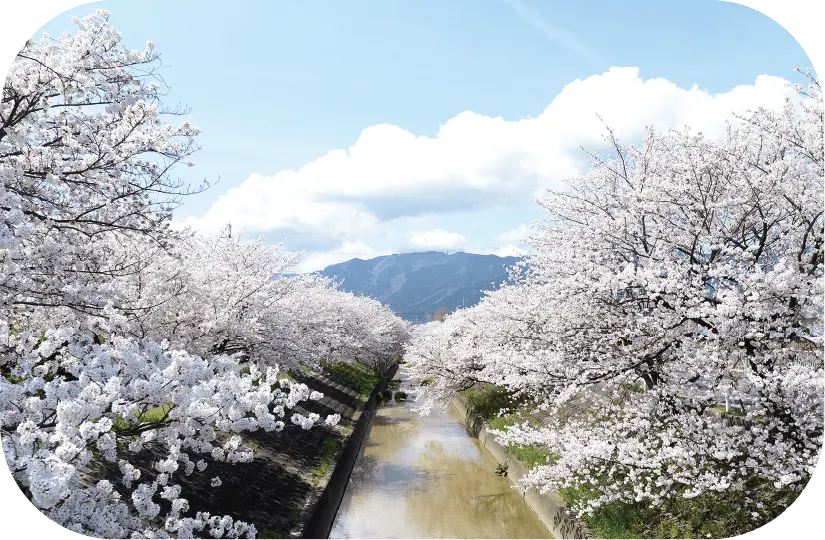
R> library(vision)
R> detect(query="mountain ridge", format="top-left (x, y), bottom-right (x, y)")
top-left (319, 251), bottom-right (520, 322)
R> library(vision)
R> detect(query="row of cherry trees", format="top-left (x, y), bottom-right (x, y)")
top-left (1, 12), bottom-right (408, 538)
top-left (405, 72), bottom-right (823, 528)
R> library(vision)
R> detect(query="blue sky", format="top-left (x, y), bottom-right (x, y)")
top-left (36, 0), bottom-right (812, 270)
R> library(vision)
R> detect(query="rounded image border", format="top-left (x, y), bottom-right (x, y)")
top-left (0, 0), bottom-right (825, 540)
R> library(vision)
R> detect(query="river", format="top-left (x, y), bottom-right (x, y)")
top-left (329, 379), bottom-right (550, 539)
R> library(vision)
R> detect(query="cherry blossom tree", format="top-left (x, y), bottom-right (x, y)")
top-left (1, 10), bottom-right (203, 334)
top-left (121, 227), bottom-right (408, 372)
top-left (405, 70), bottom-right (823, 528)
top-left (1, 325), bottom-right (318, 538)
top-left (271, 275), bottom-right (408, 374)
top-left (2, 12), bottom-right (407, 538)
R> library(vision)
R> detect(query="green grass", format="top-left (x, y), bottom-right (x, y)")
top-left (141, 403), bottom-right (173, 422)
top-left (619, 382), bottom-right (646, 394)
top-left (286, 507), bottom-right (302, 526)
top-left (487, 414), bottom-right (556, 468)
top-left (558, 477), bottom-right (805, 539)
top-left (479, 390), bottom-right (798, 538)
top-left (112, 402), bottom-right (174, 432)
top-left (487, 415), bottom-right (516, 431)
top-left (475, 396), bottom-right (553, 469)
top-left (321, 360), bottom-right (380, 397)
top-left (311, 437), bottom-right (343, 481)
top-left (258, 530), bottom-right (284, 539)
top-left (509, 445), bottom-right (556, 468)
top-left (244, 440), bottom-right (260, 450)
top-left (710, 404), bottom-right (746, 417)
top-left (463, 384), bottom-right (520, 422)
top-left (484, 413), bottom-right (791, 538)
top-left (559, 483), bottom-right (667, 538)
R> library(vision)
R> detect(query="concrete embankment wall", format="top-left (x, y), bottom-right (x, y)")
top-left (82, 368), bottom-right (376, 539)
top-left (451, 394), bottom-right (591, 540)
top-left (300, 364), bottom-right (398, 539)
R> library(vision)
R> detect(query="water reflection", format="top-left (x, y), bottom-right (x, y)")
top-left (329, 381), bottom-right (550, 539)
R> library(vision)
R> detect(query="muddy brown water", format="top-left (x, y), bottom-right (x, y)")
top-left (329, 379), bottom-right (550, 539)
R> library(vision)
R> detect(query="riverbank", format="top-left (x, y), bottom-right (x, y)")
top-left (451, 393), bottom-right (591, 540)
top-left (77, 363), bottom-right (386, 539)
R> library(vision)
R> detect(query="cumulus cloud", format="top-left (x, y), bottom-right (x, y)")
top-left (497, 223), bottom-right (533, 245)
top-left (296, 240), bottom-right (389, 273)
top-left (179, 67), bottom-right (796, 265)
top-left (408, 229), bottom-right (468, 251)
top-left (175, 173), bottom-right (381, 237)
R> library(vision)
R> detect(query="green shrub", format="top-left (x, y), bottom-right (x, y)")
top-left (394, 391), bottom-right (407, 402)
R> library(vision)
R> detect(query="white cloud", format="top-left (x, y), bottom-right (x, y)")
top-left (486, 244), bottom-right (528, 257)
top-left (497, 223), bottom-right (533, 245)
top-left (180, 68), bottom-right (795, 249)
top-left (408, 229), bottom-right (468, 251)
top-left (175, 173), bottom-right (381, 237)
top-left (295, 240), bottom-right (389, 273)
top-left (496, 244), bottom-right (527, 257)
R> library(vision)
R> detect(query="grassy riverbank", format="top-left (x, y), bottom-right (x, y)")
top-left (461, 384), bottom-right (800, 539)
top-left (89, 361), bottom-right (393, 539)
top-left (320, 360), bottom-right (381, 400)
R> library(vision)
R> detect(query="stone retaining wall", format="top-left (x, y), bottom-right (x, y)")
top-left (451, 394), bottom-right (591, 540)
